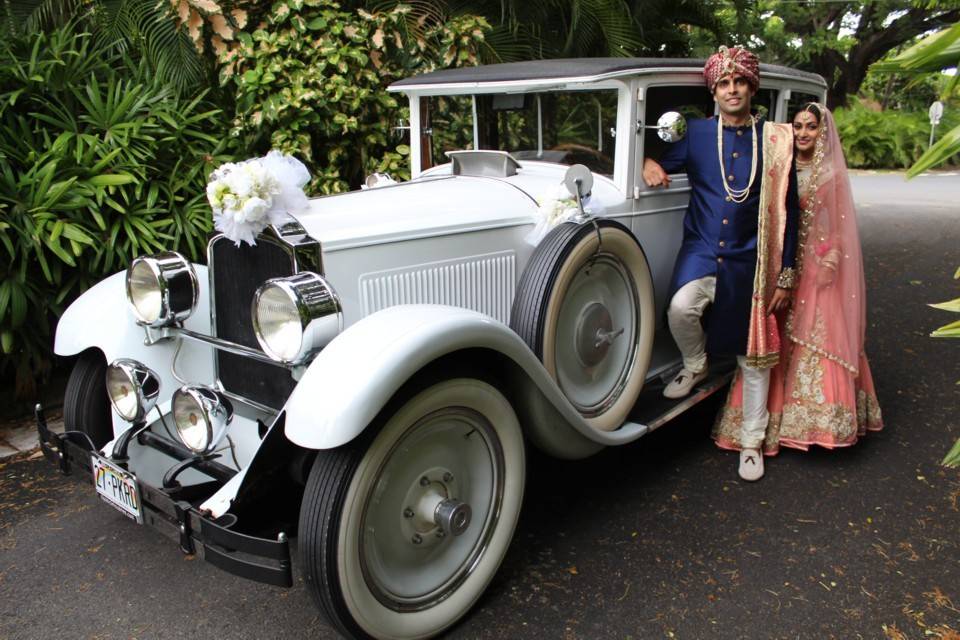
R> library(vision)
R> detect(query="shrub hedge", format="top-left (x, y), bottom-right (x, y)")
top-left (834, 102), bottom-right (960, 170)
top-left (0, 25), bottom-right (232, 394)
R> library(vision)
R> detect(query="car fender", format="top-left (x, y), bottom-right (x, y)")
top-left (282, 304), bottom-right (649, 457)
top-left (54, 269), bottom-right (215, 436)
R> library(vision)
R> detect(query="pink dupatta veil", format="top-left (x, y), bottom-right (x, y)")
top-left (787, 106), bottom-right (866, 374)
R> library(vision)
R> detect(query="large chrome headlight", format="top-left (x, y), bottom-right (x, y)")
top-left (172, 385), bottom-right (233, 456)
top-left (126, 252), bottom-right (199, 327)
top-left (252, 272), bottom-right (342, 364)
top-left (105, 359), bottom-right (161, 423)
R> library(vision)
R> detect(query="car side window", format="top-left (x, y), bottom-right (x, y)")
top-left (642, 85), bottom-right (714, 174)
top-left (474, 90), bottom-right (618, 177)
top-left (427, 95), bottom-right (475, 168)
top-left (753, 88), bottom-right (777, 121)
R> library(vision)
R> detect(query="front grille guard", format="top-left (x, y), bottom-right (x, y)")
top-left (34, 404), bottom-right (292, 588)
top-left (208, 219), bottom-right (320, 409)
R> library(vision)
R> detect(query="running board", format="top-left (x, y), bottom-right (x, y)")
top-left (621, 366), bottom-right (735, 436)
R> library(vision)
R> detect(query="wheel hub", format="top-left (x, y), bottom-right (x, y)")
top-left (554, 253), bottom-right (639, 416)
top-left (575, 301), bottom-right (621, 367)
top-left (400, 467), bottom-right (470, 547)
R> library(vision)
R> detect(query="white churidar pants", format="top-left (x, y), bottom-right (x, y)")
top-left (667, 275), bottom-right (769, 449)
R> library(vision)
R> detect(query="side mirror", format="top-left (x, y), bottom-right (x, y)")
top-left (638, 111), bottom-right (687, 143)
top-left (563, 164), bottom-right (593, 221)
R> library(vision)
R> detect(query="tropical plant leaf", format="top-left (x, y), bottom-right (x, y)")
top-left (873, 21), bottom-right (960, 75)
top-left (943, 435), bottom-right (960, 467)
top-left (929, 297), bottom-right (960, 313)
top-left (930, 318), bottom-right (960, 337)
top-left (907, 122), bottom-right (960, 178)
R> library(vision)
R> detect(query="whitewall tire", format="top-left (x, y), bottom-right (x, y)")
top-left (510, 219), bottom-right (655, 431)
top-left (298, 378), bottom-right (525, 639)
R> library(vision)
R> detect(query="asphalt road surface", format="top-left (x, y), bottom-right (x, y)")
top-left (2, 172), bottom-right (958, 640)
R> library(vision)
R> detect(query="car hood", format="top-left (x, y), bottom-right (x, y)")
top-left (296, 161), bottom-right (622, 252)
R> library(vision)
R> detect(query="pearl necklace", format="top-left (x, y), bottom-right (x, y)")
top-left (716, 115), bottom-right (757, 203)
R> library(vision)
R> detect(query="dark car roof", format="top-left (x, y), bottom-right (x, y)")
top-left (389, 57), bottom-right (826, 91)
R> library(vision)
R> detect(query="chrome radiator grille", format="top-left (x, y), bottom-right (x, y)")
top-left (209, 236), bottom-right (297, 409)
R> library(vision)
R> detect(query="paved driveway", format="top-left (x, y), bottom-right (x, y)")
top-left (1, 172), bottom-right (958, 639)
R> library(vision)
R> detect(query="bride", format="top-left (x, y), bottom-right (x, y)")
top-left (713, 103), bottom-right (882, 465)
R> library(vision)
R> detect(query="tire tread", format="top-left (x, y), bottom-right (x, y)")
top-left (63, 349), bottom-right (113, 448)
top-left (299, 444), bottom-right (371, 640)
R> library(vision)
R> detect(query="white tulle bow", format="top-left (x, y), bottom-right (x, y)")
top-left (207, 151), bottom-right (311, 246)
top-left (524, 184), bottom-right (603, 246)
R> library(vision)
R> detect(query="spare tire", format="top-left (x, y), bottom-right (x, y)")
top-left (510, 219), bottom-right (655, 431)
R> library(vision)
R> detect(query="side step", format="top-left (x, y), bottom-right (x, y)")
top-left (623, 362), bottom-right (736, 435)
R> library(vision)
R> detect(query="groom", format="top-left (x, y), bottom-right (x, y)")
top-left (643, 46), bottom-right (800, 481)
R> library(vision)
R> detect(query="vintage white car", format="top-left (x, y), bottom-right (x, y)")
top-left (38, 58), bottom-right (826, 639)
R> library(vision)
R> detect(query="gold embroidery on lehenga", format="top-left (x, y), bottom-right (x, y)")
top-left (780, 398), bottom-right (856, 442)
top-left (791, 311), bottom-right (826, 405)
top-left (856, 389), bottom-right (883, 432)
top-left (780, 310), bottom-right (857, 442)
top-left (787, 304), bottom-right (859, 374)
top-left (711, 398), bottom-right (782, 454)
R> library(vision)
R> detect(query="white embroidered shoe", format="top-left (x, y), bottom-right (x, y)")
top-left (663, 368), bottom-right (708, 399)
top-left (738, 449), bottom-right (764, 481)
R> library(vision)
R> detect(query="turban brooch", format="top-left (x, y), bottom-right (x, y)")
top-left (703, 45), bottom-right (759, 91)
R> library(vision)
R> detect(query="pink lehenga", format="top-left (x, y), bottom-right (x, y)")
top-left (713, 106), bottom-right (882, 455)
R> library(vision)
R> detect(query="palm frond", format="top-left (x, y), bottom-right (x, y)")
top-left (20, 0), bottom-right (89, 31)
top-left (127, 0), bottom-right (206, 95)
top-left (576, 0), bottom-right (642, 57)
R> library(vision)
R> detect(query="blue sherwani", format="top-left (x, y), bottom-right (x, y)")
top-left (659, 117), bottom-right (800, 355)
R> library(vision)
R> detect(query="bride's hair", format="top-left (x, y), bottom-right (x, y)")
top-left (796, 102), bottom-right (823, 125)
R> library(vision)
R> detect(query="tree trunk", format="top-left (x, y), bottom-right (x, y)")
top-left (880, 74), bottom-right (896, 110)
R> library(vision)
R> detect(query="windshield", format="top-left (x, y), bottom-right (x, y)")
top-left (424, 90), bottom-right (618, 177)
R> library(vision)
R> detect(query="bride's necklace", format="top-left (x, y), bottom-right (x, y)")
top-left (717, 115), bottom-right (757, 203)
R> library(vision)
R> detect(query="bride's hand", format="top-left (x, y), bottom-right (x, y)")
top-left (766, 287), bottom-right (792, 314)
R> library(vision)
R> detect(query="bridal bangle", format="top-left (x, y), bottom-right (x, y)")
top-left (777, 267), bottom-right (798, 289)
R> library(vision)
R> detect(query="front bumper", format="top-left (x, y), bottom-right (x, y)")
top-left (35, 405), bottom-right (292, 588)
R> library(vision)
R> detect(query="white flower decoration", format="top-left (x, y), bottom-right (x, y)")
top-left (524, 184), bottom-right (599, 246)
top-left (207, 151), bottom-right (311, 246)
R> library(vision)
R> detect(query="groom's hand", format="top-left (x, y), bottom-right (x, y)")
top-left (643, 158), bottom-right (671, 188)
top-left (766, 287), bottom-right (792, 314)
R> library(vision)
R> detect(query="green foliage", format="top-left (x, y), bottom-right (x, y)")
top-left (928, 266), bottom-right (960, 467)
top-left (832, 103), bottom-right (960, 170)
top-left (877, 21), bottom-right (960, 178)
top-left (875, 20), bottom-right (960, 467)
top-left (224, 0), bottom-right (489, 193)
top-left (874, 20), bottom-right (960, 81)
top-left (689, 1), bottom-right (960, 108)
top-left (4, 0), bottom-right (211, 96)
top-left (0, 23), bottom-right (231, 393)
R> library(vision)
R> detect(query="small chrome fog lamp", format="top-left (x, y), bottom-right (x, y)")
top-left (172, 386), bottom-right (234, 456)
top-left (126, 252), bottom-right (199, 327)
top-left (252, 272), bottom-right (342, 364)
top-left (105, 359), bottom-right (161, 423)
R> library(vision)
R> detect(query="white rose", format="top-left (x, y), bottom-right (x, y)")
top-left (240, 197), bottom-right (269, 223)
top-left (225, 168), bottom-right (254, 199)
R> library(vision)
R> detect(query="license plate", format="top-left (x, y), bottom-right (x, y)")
top-left (92, 455), bottom-right (143, 524)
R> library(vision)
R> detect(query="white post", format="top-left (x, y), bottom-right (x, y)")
top-left (929, 100), bottom-right (944, 148)
top-left (472, 95), bottom-right (479, 150)
top-left (410, 96), bottom-right (421, 179)
top-left (597, 102), bottom-right (603, 152)
top-left (537, 94), bottom-right (543, 158)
